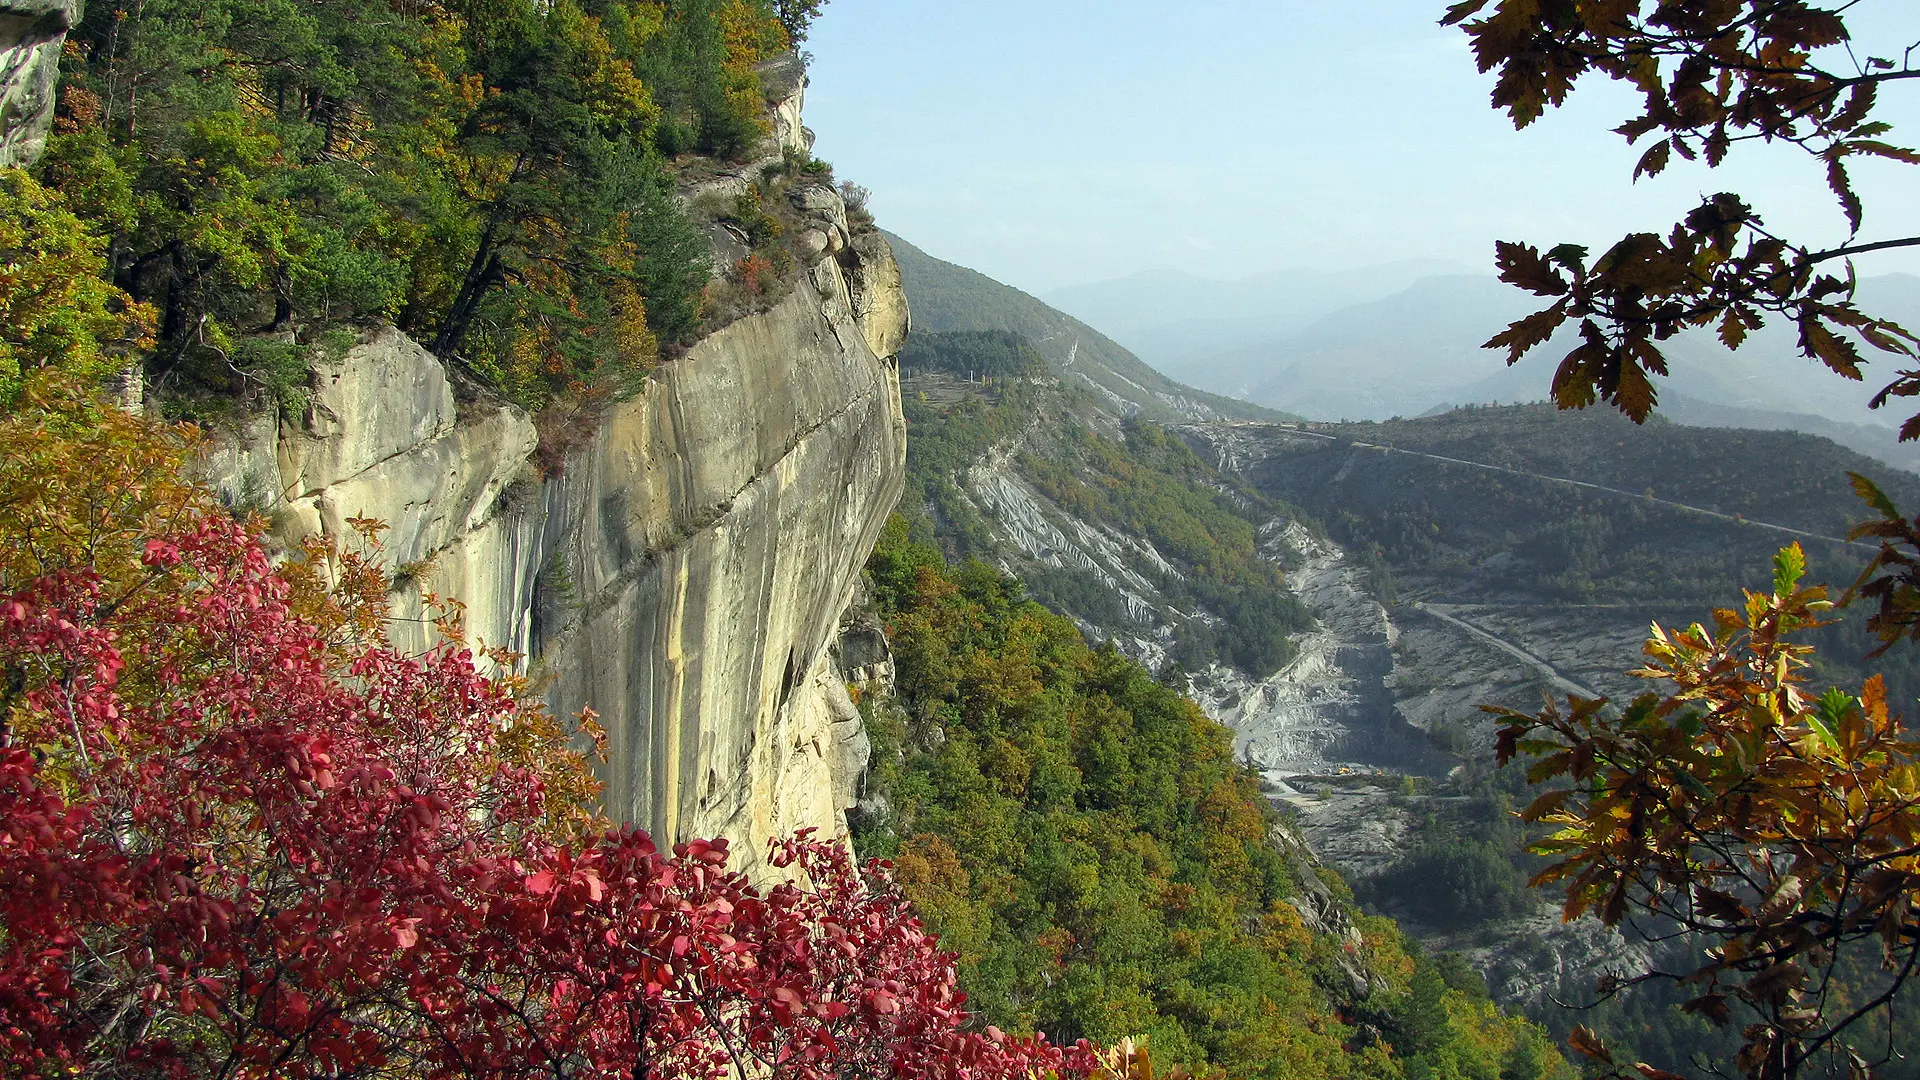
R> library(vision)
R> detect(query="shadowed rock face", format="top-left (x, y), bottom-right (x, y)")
top-left (0, 0), bottom-right (72, 168)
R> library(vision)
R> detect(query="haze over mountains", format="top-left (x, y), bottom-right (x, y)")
top-left (1040, 259), bottom-right (1474, 367)
top-left (1045, 265), bottom-right (1920, 472)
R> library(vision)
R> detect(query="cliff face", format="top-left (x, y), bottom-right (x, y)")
top-left (207, 233), bottom-right (907, 871)
top-left (533, 251), bottom-right (906, 857)
top-left (178, 52), bottom-right (910, 869)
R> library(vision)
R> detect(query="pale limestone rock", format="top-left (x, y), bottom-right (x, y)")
top-left (301, 403), bottom-right (534, 572)
top-left (832, 610), bottom-right (894, 689)
top-left (250, 328), bottom-right (536, 590)
top-left (390, 499), bottom-right (542, 663)
top-left (200, 408), bottom-right (283, 513)
top-left (787, 183), bottom-right (848, 237)
top-left (758, 53), bottom-right (809, 158)
top-left (687, 174), bottom-right (753, 206)
top-left (196, 75), bottom-right (910, 882)
top-left (104, 363), bottom-right (145, 416)
top-left (200, 328), bottom-right (538, 654)
top-left (280, 327), bottom-right (457, 496)
top-left (537, 251), bottom-right (905, 874)
top-left (846, 230), bottom-right (910, 361)
top-left (0, 0), bottom-right (72, 168)
top-left (201, 241), bottom-right (907, 880)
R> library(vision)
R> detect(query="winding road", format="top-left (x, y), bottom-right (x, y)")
top-left (1415, 603), bottom-right (1604, 700)
top-left (1259, 423), bottom-right (1871, 550)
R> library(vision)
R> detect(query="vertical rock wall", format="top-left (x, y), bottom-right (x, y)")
top-left (205, 238), bottom-right (908, 873)
top-left (533, 252), bottom-right (906, 864)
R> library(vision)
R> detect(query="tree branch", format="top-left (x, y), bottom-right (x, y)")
top-left (1807, 236), bottom-right (1920, 265)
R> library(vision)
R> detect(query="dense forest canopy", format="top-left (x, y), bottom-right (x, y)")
top-left (899, 329), bottom-right (1048, 380)
top-left (23, 0), bottom-right (820, 413)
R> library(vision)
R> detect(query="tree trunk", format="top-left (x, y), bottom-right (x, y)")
top-left (161, 243), bottom-right (189, 342)
top-left (434, 247), bottom-right (504, 360)
top-left (434, 184), bottom-right (520, 358)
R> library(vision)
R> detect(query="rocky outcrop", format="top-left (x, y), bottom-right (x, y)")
top-left (0, 0), bottom-right (73, 167)
top-left (847, 230), bottom-right (909, 360)
top-left (202, 329), bottom-right (541, 644)
top-left (533, 251), bottom-right (906, 864)
top-left (206, 225), bottom-right (908, 876)
top-left (757, 53), bottom-right (809, 160)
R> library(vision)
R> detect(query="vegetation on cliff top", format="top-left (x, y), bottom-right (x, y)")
top-left (26, 0), bottom-right (821, 415)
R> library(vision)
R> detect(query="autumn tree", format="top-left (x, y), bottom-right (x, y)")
top-left (0, 170), bottom-right (151, 409)
top-left (41, 0), bottom-right (784, 410)
top-left (1437, 13), bottom-right (1920, 1077)
top-left (0, 382), bottom-right (1102, 1080)
top-left (1444, 1), bottom-right (1920, 432)
top-left (1489, 541), bottom-right (1920, 1080)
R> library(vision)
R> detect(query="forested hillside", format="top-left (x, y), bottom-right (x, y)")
top-left (1226, 405), bottom-right (1920, 698)
top-left (885, 302), bottom-right (1920, 1079)
top-left (1191, 404), bottom-right (1920, 1072)
top-left (854, 518), bottom-right (1566, 1080)
top-left (898, 339), bottom-right (1311, 680)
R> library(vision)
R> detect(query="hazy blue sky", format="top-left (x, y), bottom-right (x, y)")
top-left (803, 1), bottom-right (1920, 295)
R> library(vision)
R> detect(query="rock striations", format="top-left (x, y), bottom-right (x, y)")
top-left (202, 236), bottom-right (907, 878)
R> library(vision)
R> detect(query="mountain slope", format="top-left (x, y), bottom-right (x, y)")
top-left (883, 232), bottom-right (1287, 423)
top-left (852, 519), bottom-right (1561, 1080)
top-left (888, 239), bottom-right (1920, 1064)
top-left (1181, 404), bottom-right (1920, 1049)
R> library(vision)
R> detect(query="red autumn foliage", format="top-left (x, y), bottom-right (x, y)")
top-left (0, 507), bottom-right (1100, 1079)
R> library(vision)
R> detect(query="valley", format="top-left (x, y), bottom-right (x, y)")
top-left (14, 2), bottom-right (1920, 1076)
top-left (885, 239), bottom-right (1920, 1069)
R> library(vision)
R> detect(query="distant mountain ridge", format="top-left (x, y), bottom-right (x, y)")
top-left (1043, 261), bottom-right (1920, 472)
top-left (882, 232), bottom-right (1286, 423)
top-left (1042, 258), bottom-right (1474, 371)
